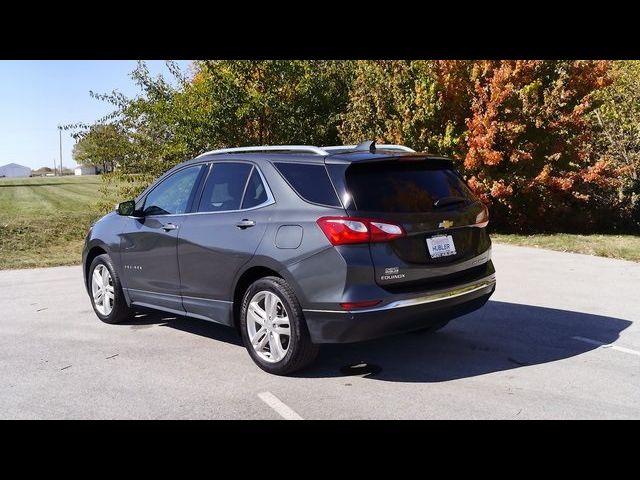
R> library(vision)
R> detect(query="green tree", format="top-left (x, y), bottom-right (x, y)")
top-left (112, 60), bottom-right (354, 173)
top-left (70, 60), bottom-right (355, 211)
top-left (338, 60), bottom-right (474, 158)
top-left (592, 60), bottom-right (640, 228)
top-left (72, 123), bottom-right (128, 173)
top-left (192, 60), bottom-right (354, 147)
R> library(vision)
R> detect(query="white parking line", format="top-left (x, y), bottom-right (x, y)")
top-left (571, 336), bottom-right (640, 357)
top-left (258, 391), bottom-right (304, 420)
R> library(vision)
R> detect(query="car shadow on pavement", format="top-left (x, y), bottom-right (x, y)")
top-left (120, 310), bottom-right (244, 347)
top-left (119, 301), bottom-right (632, 383)
top-left (298, 300), bottom-right (633, 382)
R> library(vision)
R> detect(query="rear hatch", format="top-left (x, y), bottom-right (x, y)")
top-left (340, 158), bottom-right (491, 289)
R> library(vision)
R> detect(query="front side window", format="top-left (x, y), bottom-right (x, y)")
top-left (143, 166), bottom-right (202, 216)
top-left (197, 163), bottom-right (253, 213)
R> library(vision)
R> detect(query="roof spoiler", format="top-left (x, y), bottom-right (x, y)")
top-left (352, 140), bottom-right (416, 154)
top-left (344, 154), bottom-right (455, 169)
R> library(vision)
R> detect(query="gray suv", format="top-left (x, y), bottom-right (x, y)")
top-left (82, 141), bottom-right (496, 374)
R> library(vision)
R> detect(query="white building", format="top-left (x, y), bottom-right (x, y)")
top-left (74, 165), bottom-right (97, 176)
top-left (0, 163), bottom-right (31, 178)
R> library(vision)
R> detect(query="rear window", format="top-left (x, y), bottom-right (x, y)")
top-left (274, 163), bottom-right (340, 207)
top-left (345, 161), bottom-right (475, 213)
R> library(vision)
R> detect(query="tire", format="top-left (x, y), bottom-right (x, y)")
top-left (410, 319), bottom-right (451, 335)
top-left (239, 276), bottom-right (319, 375)
top-left (88, 254), bottom-right (134, 325)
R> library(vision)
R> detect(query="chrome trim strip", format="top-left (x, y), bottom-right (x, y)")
top-left (181, 295), bottom-right (233, 304)
top-left (128, 289), bottom-right (233, 304)
top-left (144, 199), bottom-right (275, 218)
top-left (239, 165), bottom-right (254, 208)
top-left (128, 288), bottom-right (182, 298)
top-left (142, 201), bottom-right (276, 218)
top-left (303, 278), bottom-right (495, 314)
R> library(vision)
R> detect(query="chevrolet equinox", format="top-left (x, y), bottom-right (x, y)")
top-left (82, 141), bottom-right (496, 375)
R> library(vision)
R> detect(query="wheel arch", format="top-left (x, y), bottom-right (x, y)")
top-left (232, 265), bottom-right (282, 329)
top-left (231, 255), bottom-right (309, 326)
top-left (84, 241), bottom-right (134, 307)
top-left (84, 244), bottom-right (109, 290)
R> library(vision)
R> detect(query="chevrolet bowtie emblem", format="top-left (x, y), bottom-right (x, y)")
top-left (439, 220), bottom-right (454, 229)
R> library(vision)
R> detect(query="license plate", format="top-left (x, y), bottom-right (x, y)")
top-left (426, 235), bottom-right (456, 258)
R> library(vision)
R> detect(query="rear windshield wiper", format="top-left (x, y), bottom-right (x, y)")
top-left (433, 196), bottom-right (468, 208)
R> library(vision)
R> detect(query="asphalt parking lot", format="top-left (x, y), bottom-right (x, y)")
top-left (1, 243), bottom-right (639, 419)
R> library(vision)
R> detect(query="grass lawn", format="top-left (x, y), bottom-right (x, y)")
top-left (0, 176), bottom-right (103, 269)
top-left (491, 233), bottom-right (640, 262)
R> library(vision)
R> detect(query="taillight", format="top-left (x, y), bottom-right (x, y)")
top-left (315, 217), bottom-right (369, 245)
top-left (473, 204), bottom-right (489, 228)
top-left (316, 216), bottom-right (405, 245)
top-left (369, 221), bottom-right (404, 242)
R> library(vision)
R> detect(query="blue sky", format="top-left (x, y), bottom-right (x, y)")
top-left (0, 60), bottom-right (192, 170)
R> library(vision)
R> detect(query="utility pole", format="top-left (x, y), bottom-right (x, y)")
top-left (58, 126), bottom-right (63, 176)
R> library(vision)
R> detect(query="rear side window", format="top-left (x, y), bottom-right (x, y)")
top-left (345, 161), bottom-right (476, 213)
top-left (274, 163), bottom-right (340, 207)
top-left (242, 168), bottom-right (269, 209)
top-left (198, 163), bottom-right (253, 212)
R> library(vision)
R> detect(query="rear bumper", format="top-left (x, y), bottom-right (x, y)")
top-left (303, 274), bottom-right (496, 343)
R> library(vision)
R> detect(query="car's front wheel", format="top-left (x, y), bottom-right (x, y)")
top-left (88, 254), bottom-right (133, 324)
top-left (240, 276), bottom-right (319, 375)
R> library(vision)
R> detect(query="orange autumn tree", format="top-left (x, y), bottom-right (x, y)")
top-left (463, 60), bottom-right (615, 232)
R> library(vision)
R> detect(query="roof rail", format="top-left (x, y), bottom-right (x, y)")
top-left (196, 145), bottom-right (329, 158)
top-left (323, 144), bottom-right (416, 153)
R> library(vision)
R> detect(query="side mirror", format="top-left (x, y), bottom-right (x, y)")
top-left (117, 200), bottom-right (140, 217)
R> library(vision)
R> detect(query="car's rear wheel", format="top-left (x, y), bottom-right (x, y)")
top-left (88, 254), bottom-right (133, 324)
top-left (240, 276), bottom-right (319, 375)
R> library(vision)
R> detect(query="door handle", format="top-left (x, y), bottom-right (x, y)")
top-left (162, 223), bottom-right (178, 231)
top-left (236, 219), bottom-right (256, 229)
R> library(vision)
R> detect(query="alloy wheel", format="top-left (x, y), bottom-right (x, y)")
top-left (91, 264), bottom-right (114, 316)
top-left (246, 290), bottom-right (291, 363)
